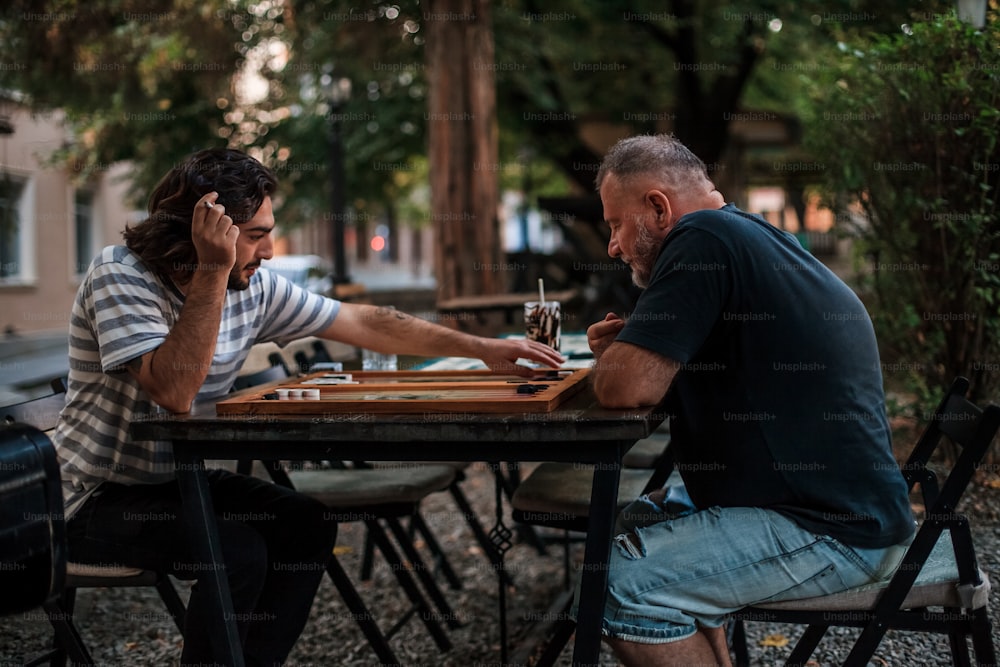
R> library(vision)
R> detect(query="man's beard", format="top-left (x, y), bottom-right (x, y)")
top-left (227, 263), bottom-right (256, 290)
top-left (629, 222), bottom-right (661, 288)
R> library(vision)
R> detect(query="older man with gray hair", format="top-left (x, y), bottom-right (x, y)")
top-left (585, 134), bottom-right (914, 666)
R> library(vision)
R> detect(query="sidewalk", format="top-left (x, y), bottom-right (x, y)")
top-left (347, 261), bottom-right (437, 292)
top-left (0, 330), bottom-right (69, 404)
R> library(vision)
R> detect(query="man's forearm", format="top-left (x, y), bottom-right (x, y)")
top-left (591, 342), bottom-right (677, 408)
top-left (322, 303), bottom-right (565, 374)
top-left (132, 272), bottom-right (228, 413)
top-left (329, 304), bottom-right (489, 359)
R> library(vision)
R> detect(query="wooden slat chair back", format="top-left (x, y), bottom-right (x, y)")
top-left (1, 389), bottom-right (187, 665)
top-left (731, 376), bottom-right (1000, 666)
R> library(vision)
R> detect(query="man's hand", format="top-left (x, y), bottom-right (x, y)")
top-left (193, 193), bottom-right (239, 276)
top-left (477, 338), bottom-right (565, 377)
top-left (587, 312), bottom-right (626, 360)
top-left (587, 313), bottom-right (678, 408)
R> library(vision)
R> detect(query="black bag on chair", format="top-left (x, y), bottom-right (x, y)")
top-left (0, 424), bottom-right (67, 616)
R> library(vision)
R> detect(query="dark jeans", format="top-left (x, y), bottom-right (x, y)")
top-left (66, 469), bottom-right (337, 667)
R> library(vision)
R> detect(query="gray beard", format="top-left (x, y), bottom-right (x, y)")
top-left (630, 222), bottom-right (661, 288)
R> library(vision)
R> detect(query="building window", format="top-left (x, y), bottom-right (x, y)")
top-left (0, 175), bottom-right (24, 280)
top-left (75, 190), bottom-right (95, 275)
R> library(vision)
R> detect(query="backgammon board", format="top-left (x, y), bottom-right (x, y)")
top-left (216, 368), bottom-right (590, 415)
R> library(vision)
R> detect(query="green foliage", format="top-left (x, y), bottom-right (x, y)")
top-left (265, 0), bottom-right (429, 227)
top-left (0, 0), bottom-right (958, 232)
top-left (0, 0), bottom-right (287, 204)
top-left (803, 12), bottom-right (1000, 407)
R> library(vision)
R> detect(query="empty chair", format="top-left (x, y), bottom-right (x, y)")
top-left (231, 364), bottom-right (464, 663)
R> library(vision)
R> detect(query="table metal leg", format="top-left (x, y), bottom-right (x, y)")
top-left (174, 451), bottom-right (244, 666)
top-left (488, 462), bottom-right (514, 665)
top-left (571, 454), bottom-right (623, 667)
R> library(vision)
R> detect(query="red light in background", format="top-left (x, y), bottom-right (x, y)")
top-left (370, 235), bottom-right (386, 252)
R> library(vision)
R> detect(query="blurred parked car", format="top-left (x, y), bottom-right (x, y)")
top-left (261, 254), bottom-right (333, 295)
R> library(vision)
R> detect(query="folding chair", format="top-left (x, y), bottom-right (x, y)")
top-left (269, 350), bottom-right (537, 578)
top-left (2, 390), bottom-right (187, 666)
top-left (293, 339), bottom-right (336, 373)
top-left (731, 376), bottom-right (999, 666)
top-left (231, 364), bottom-right (463, 663)
top-left (236, 361), bottom-right (463, 590)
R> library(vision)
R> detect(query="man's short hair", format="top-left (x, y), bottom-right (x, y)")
top-left (595, 134), bottom-right (710, 193)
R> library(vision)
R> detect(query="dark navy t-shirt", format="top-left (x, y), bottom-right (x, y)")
top-left (617, 204), bottom-right (913, 548)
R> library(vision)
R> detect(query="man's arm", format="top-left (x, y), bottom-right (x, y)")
top-left (320, 303), bottom-right (564, 374)
top-left (127, 194), bottom-right (237, 413)
top-left (588, 313), bottom-right (678, 408)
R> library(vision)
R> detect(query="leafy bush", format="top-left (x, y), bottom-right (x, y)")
top-left (804, 13), bottom-right (1000, 419)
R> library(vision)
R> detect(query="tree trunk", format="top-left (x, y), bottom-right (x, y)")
top-left (426, 0), bottom-right (500, 303)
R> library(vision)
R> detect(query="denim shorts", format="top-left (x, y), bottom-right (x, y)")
top-left (587, 492), bottom-right (911, 644)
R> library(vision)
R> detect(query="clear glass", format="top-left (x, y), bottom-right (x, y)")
top-left (361, 348), bottom-right (398, 371)
top-left (524, 300), bottom-right (561, 351)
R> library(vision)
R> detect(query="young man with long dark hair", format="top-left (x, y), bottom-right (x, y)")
top-left (54, 147), bottom-right (563, 665)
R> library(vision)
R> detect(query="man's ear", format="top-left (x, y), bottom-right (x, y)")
top-left (645, 189), bottom-right (673, 231)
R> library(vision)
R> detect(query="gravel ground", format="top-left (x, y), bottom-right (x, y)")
top-left (2, 462), bottom-right (998, 667)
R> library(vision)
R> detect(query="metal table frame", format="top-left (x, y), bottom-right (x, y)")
top-left (131, 384), bottom-right (664, 666)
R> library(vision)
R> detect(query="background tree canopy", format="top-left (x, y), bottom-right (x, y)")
top-left (6, 0), bottom-right (998, 433)
top-left (0, 1), bottom-right (289, 198)
top-left (1, 0), bottom-right (954, 219)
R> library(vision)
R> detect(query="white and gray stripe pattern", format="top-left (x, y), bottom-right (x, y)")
top-left (54, 245), bottom-right (339, 517)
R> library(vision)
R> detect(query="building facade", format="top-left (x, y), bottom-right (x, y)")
top-left (0, 98), bottom-right (135, 337)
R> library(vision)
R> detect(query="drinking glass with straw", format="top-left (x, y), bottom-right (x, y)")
top-left (524, 278), bottom-right (561, 351)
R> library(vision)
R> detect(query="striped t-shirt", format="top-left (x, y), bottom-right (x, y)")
top-left (54, 245), bottom-right (340, 517)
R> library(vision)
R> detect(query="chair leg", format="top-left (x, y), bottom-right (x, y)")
top-left (384, 517), bottom-right (461, 629)
top-left (944, 608), bottom-right (973, 667)
top-left (786, 624), bottom-right (829, 666)
top-left (360, 525), bottom-right (377, 581)
top-left (42, 594), bottom-right (94, 666)
top-left (528, 594), bottom-right (577, 667)
top-left (561, 530), bottom-right (573, 590)
top-left (154, 573), bottom-right (188, 633)
top-left (730, 618), bottom-right (750, 667)
top-left (408, 511), bottom-right (463, 591)
top-left (324, 555), bottom-right (401, 665)
top-left (366, 519), bottom-right (452, 651)
top-left (970, 607), bottom-right (999, 666)
top-left (950, 629), bottom-right (974, 667)
top-left (533, 617), bottom-right (576, 667)
top-left (23, 649), bottom-right (60, 667)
